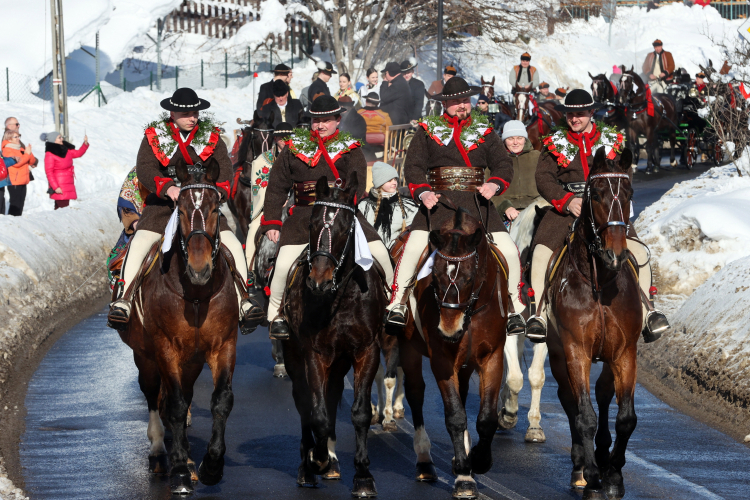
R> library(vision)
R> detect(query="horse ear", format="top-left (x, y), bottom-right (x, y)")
top-left (630, 65), bottom-right (634, 72)
top-left (593, 146), bottom-right (607, 170)
top-left (252, 109), bottom-right (262, 127)
top-left (175, 158), bottom-right (189, 184)
top-left (491, 76), bottom-right (495, 85)
top-left (588, 71), bottom-right (594, 79)
top-left (429, 229), bottom-right (445, 250)
top-left (315, 176), bottom-right (330, 200)
top-left (204, 157), bottom-right (220, 184)
top-left (618, 148), bottom-right (633, 171)
top-left (481, 76), bottom-right (485, 85)
top-left (345, 171), bottom-right (359, 204)
top-left (468, 228), bottom-right (483, 249)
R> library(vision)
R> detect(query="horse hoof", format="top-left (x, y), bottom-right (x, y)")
top-left (570, 469), bottom-right (587, 489)
top-left (297, 463), bottom-right (318, 487)
top-left (582, 488), bottom-right (607, 500)
top-left (452, 478), bottom-right (479, 499)
top-left (148, 454), bottom-right (168, 474)
top-left (524, 426), bottom-right (546, 443)
top-left (603, 478), bottom-right (625, 499)
top-left (381, 420), bottom-right (398, 433)
top-left (393, 408), bottom-right (405, 419)
top-left (197, 456), bottom-right (224, 486)
top-left (187, 459), bottom-right (198, 482)
top-left (497, 408), bottom-right (518, 430)
top-left (170, 473), bottom-right (194, 495)
top-left (670, 160), bottom-right (678, 167)
top-left (470, 445), bottom-right (493, 475)
top-left (351, 476), bottom-right (378, 498)
top-left (273, 363), bottom-right (288, 378)
top-left (370, 412), bottom-right (381, 426)
top-left (322, 457), bottom-right (341, 480)
top-left (416, 462), bottom-right (438, 482)
top-left (307, 449), bottom-right (330, 475)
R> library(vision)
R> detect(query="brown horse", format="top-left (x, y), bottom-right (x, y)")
top-left (397, 207), bottom-right (508, 499)
top-left (119, 157), bottom-right (241, 495)
top-left (544, 147), bottom-right (641, 500)
top-left (282, 173), bottom-right (387, 496)
top-left (589, 72), bottom-right (627, 131)
top-left (512, 85), bottom-right (562, 150)
top-left (617, 68), bottom-right (678, 172)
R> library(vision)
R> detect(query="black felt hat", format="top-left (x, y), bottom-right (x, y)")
top-left (432, 77), bottom-right (480, 101)
top-left (273, 79), bottom-right (289, 97)
top-left (316, 60), bottom-right (338, 75)
top-left (365, 92), bottom-right (380, 104)
top-left (274, 122), bottom-right (294, 137)
top-left (306, 95), bottom-right (343, 118)
top-left (385, 61), bottom-right (401, 76)
top-left (400, 58), bottom-right (417, 72)
top-left (554, 89), bottom-right (602, 113)
top-left (273, 63), bottom-right (291, 74)
top-left (160, 87), bottom-right (210, 112)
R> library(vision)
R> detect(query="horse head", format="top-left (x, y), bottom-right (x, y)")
top-left (249, 108), bottom-right (276, 161)
top-left (617, 70), bottom-right (643, 107)
top-left (481, 76), bottom-right (495, 100)
top-left (428, 208), bottom-right (484, 342)
top-left (590, 73), bottom-right (608, 103)
top-left (513, 86), bottom-right (532, 122)
top-left (306, 172), bottom-right (359, 296)
top-left (175, 156), bottom-right (223, 285)
top-left (582, 146), bottom-right (633, 272)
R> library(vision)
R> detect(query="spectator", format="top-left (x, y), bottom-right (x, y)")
top-left (379, 61), bottom-right (414, 125)
top-left (308, 61), bottom-right (336, 103)
top-left (359, 68), bottom-right (381, 100)
top-left (337, 96), bottom-right (367, 141)
top-left (0, 156), bottom-right (18, 215)
top-left (476, 94), bottom-right (490, 115)
top-left (43, 131), bottom-right (89, 210)
top-left (256, 64), bottom-right (295, 111)
top-left (334, 73), bottom-right (361, 108)
top-left (493, 120), bottom-right (540, 222)
top-left (300, 71), bottom-right (318, 109)
top-left (401, 59), bottom-right (426, 121)
top-left (1, 129), bottom-right (36, 215)
top-left (260, 80), bottom-right (304, 127)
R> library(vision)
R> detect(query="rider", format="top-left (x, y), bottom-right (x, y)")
top-left (107, 88), bottom-right (255, 331)
top-left (509, 53), bottom-right (540, 92)
top-left (261, 95), bottom-right (395, 339)
top-left (384, 77), bottom-right (526, 335)
top-left (243, 121), bottom-right (294, 270)
top-left (525, 89), bottom-right (670, 343)
top-left (538, 82), bottom-right (555, 100)
top-left (642, 39), bottom-right (675, 93)
top-left (695, 72), bottom-right (708, 97)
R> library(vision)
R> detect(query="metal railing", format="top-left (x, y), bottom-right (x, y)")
top-left (561, 1), bottom-right (749, 21)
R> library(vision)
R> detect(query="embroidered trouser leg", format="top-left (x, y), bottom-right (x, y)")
top-left (386, 230), bottom-right (429, 310)
top-left (493, 231), bottom-right (524, 314)
top-left (120, 230), bottom-right (162, 295)
top-left (244, 216), bottom-right (262, 271)
top-left (530, 245), bottom-right (554, 319)
top-left (221, 230), bottom-right (249, 318)
top-left (628, 239), bottom-right (652, 329)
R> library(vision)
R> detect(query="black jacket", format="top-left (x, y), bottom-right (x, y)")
top-left (379, 74), bottom-right (414, 125)
top-left (308, 78), bottom-right (331, 103)
top-left (260, 99), bottom-right (305, 128)
top-left (256, 80), bottom-right (277, 111)
top-left (407, 77), bottom-right (426, 121)
top-left (339, 109), bottom-right (367, 142)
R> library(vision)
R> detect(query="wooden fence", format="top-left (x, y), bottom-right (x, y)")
top-left (561, 0), bottom-right (749, 20)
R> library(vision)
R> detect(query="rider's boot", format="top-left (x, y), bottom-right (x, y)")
top-left (493, 231), bottom-right (528, 336)
top-left (384, 304), bottom-right (408, 335)
top-left (108, 297), bottom-right (131, 331)
top-left (507, 313), bottom-right (526, 336)
top-left (526, 245), bottom-right (554, 344)
top-left (642, 310), bottom-right (669, 343)
top-left (239, 273), bottom-right (267, 335)
top-left (525, 316), bottom-right (547, 344)
top-left (384, 231), bottom-right (429, 334)
top-left (269, 316), bottom-right (290, 340)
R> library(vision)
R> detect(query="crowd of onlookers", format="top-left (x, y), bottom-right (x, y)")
top-left (0, 117), bottom-right (89, 216)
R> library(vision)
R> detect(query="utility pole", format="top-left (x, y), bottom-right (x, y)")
top-left (79, 32), bottom-right (107, 106)
top-left (50, 0), bottom-right (69, 139)
top-left (437, 0), bottom-right (443, 81)
top-left (146, 18), bottom-right (164, 91)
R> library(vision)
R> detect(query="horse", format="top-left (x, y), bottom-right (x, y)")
top-left (397, 205), bottom-right (509, 499)
top-left (481, 75), bottom-right (514, 131)
top-left (589, 72), bottom-right (627, 130)
top-left (617, 68), bottom-right (679, 171)
top-left (513, 85), bottom-right (562, 150)
top-left (281, 172), bottom-right (387, 496)
top-left (543, 146), bottom-right (642, 499)
top-left (119, 156), bottom-right (241, 495)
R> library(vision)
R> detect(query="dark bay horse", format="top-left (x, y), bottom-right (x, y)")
top-left (282, 173), bottom-right (387, 496)
top-left (397, 207), bottom-right (508, 499)
top-left (617, 68), bottom-right (678, 171)
top-left (120, 157), bottom-right (241, 495)
top-left (513, 85), bottom-right (562, 150)
top-left (590, 72), bottom-right (626, 130)
top-left (544, 147), bottom-right (642, 500)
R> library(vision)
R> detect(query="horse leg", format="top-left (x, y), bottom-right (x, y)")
top-left (271, 339), bottom-right (287, 378)
top-left (400, 339), bottom-right (437, 481)
top-left (158, 356), bottom-right (193, 495)
top-left (321, 358), bottom-right (349, 481)
top-left (627, 127), bottom-right (639, 170)
top-left (382, 342), bottom-right (400, 432)
top-left (594, 363), bottom-right (616, 488)
top-left (180, 363), bottom-right (203, 483)
top-left (393, 366), bottom-right (406, 419)
top-left (471, 347), bottom-right (505, 476)
top-left (372, 363), bottom-right (385, 426)
top-left (525, 342), bottom-right (548, 443)
top-left (350, 344), bottom-right (381, 497)
top-left (669, 131), bottom-right (678, 167)
top-left (198, 344), bottom-right (237, 487)
top-left (305, 353), bottom-right (333, 475)
top-left (134, 352), bottom-right (167, 474)
top-left (498, 334), bottom-right (523, 431)
top-left (283, 341), bottom-right (318, 487)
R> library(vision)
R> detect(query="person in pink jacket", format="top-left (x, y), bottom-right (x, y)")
top-left (43, 131), bottom-right (89, 209)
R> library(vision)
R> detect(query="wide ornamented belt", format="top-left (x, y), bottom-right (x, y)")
top-left (428, 166), bottom-right (484, 192)
top-left (293, 180), bottom-right (342, 206)
top-left (559, 181), bottom-right (586, 194)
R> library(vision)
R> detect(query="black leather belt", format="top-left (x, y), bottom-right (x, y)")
top-left (560, 181), bottom-right (586, 194)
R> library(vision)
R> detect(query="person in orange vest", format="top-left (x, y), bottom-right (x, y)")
top-left (509, 53), bottom-right (539, 91)
top-left (642, 39), bottom-right (675, 93)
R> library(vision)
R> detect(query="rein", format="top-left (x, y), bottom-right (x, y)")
top-left (178, 183), bottom-right (222, 262)
top-left (307, 199), bottom-right (357, 292)
top-left (584, 173), bottom-right (629, 256)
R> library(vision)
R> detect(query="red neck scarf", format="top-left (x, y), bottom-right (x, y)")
top-left (310, 129), bottom-right (341, 180)
top-left (168, 121), bottom-right (200, 165)
top-left (566, 123), bottom-right (600, 178)
top-left (443, 113), bottom-right (472, 168)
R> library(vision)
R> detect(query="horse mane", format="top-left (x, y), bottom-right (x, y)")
top-left (235, 126), bottom-right (253, 167)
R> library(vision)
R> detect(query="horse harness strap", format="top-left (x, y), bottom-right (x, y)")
top-left (308, 200), bottom-right (357, 292)
top-left (178, 183), bottom-right (223, 262)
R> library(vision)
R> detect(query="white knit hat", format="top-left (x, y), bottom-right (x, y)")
top-left (371, 162), bottom-right (398, 188)
top-left (501, 120), bottom-right (528, 141)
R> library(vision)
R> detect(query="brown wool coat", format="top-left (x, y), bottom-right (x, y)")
top-left (642, 51), bottom-right (675, 76)
top-left (404, 123), bottom-right (514, 233)
top-left (135, 134), bottom-right (233, 234)
top-left (261, 142), bottom-right (381, 247)
top-left (493, 138), bottom-right (540, 215)
top-left (533, 146), bottom-right (633, 252)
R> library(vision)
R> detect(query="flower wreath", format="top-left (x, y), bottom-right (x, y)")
top-left (418, 111), bottom-right (493, 152)
top-left (542, 123), bottom-right (624, 168)
top-left (144, 112), bottom-right (222, 166)
top-left (287, 128), bottom-right (360, 166)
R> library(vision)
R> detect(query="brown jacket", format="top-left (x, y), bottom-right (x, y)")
top-left (134, 132), bottom-right (233, 233)
top-left (427, 80), bottom-right (444, 97)
top-left (261, 140), bottom-right (381, 247)
top-left (493, 139), bottom-right (540, 215)
top-left (404, 117), bottom-right (514, 233)
top-left (642, 50), bottom-right (675, 77)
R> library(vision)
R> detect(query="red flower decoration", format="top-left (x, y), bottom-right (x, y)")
top-left (262, 167), bottom-right (269, 174)
top-left (649, 286), bottom-right (658, 296)
top-left (255, 178), bottom-right (261, 185)
top-left (260, 181), bottom-right (268, 188)
top-left (527, 288), bottom-right (535, 298)
top-left (264, 286), bottom-right (271, 296)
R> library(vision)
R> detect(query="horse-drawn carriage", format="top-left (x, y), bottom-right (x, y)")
top-left (663, 82), bottom-right (721, 169)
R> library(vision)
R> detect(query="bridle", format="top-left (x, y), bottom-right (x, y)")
top-left (307, 199), bottom-right (356, 292)
top-left (431, 248), bottom-right (486, 340)
top-left (584, 172), bottom-right (629, 256)
top-left (514, 91), bottom-right (531, 121)
top-left (178, 183), bottom-right (221, 262)
top-left (248, 126), bottom-right (275, 163)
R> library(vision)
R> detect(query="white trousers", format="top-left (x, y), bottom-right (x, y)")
top-left (266, 240), bottom-right (394, 322)
top-left (244, 216), bottom-right (262, 269)
top-left (387, 230), bottom-right (525, 314)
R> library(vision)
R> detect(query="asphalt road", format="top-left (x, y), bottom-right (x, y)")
top-left (19, 159), bottom-right (750, 500)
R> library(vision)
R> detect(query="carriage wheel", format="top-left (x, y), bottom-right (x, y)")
top-left (686, 129), bottom-right (697, 170)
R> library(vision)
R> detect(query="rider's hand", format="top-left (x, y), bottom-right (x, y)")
top-left (567, 198), bottom-right (582, 217)
top-left (660, 72), bottom-right (666, 78)
top-left (54, 187), bottom-right (63, 194)
top-left (267, 230), bottom-right (280, 243)
top-left (166, 186), bottom-right (180, 202)
top-left (648, 75), bottom-right (657, 80)
top-left (477, 182), bottom-right (498, 200)
top-left (505, 207), bottom-right (520, 221)
top-left (83, 135), bottom-right (89, 145)
top-left (420, 191), bottom-right (441, 209)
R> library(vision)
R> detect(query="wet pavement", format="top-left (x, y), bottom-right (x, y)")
top-left (21, 308), bottom-right (750, 500)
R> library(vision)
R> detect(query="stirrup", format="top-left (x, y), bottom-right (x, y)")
top-left (643, 310), bottom-right (669, 343)
top-left (107, 299), bottom-right (131, 331)
top-left (525, 316), bottom-right (547, 344)
top-left (384, 305), bottom-right (407, 335)
top-left (269, 317), bottom-right (290, 340)
top-left (507, 312), bottom-right (526, 336)
top-left (239, 298), bottom-right (265, 335)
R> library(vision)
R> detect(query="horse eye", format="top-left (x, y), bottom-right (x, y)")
top-left (591, 193), bottom-right (601, 202)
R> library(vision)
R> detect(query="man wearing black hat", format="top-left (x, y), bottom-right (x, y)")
top-left (260, 95), bottom-right (394, 338)
top-left (108, 88), bottom-right (258, 332)
top-left (260, 80), bottom-right (304, 128)
top-left (402, 58), bottom-right (425, 121)
top-left (337, 96), bottom-right (367, 141)
top-left (308, 61), bottom-right (337, 103)
top-left (379, 61), bottom-right (414, 126)
top-left (642, 40), bottom-right (674, 93)
top-left (384, 77), bottom-right (527, 338)
top-left (476, 94), bottom-right (490, 115)
top-left (525, 89), bottom-right (669, 344)
top-left (256, 63), bottom-right (295, 111)
top-left (509, 53), bottom-right (539, 91)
